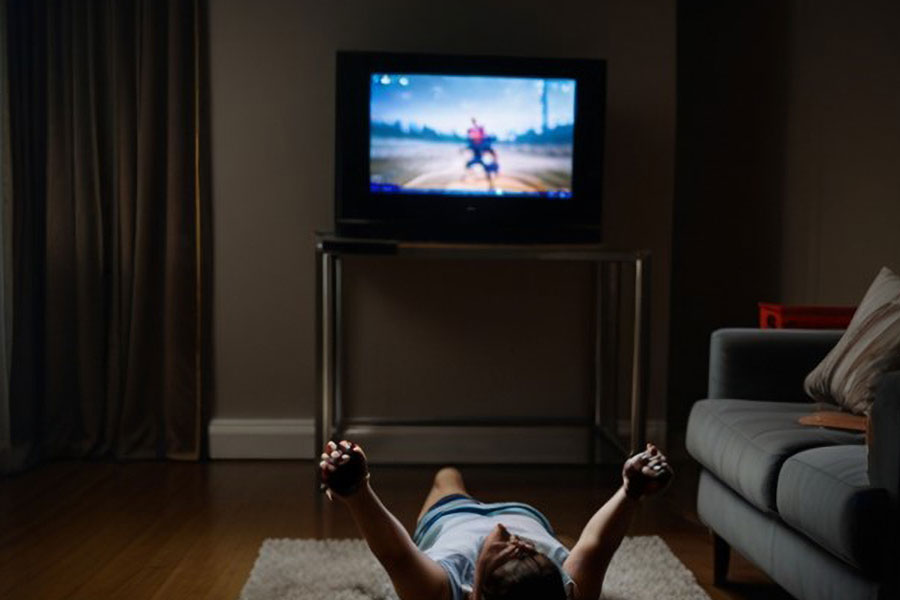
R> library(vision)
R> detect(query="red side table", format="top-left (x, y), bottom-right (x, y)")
top-left (758, 303), bottom-right (856, 329)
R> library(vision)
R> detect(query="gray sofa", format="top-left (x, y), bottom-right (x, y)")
top-left (686, 328), bottom-right (899, 600)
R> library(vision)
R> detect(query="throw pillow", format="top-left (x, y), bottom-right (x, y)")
top-left (804, 266), bottom-right (900, 415)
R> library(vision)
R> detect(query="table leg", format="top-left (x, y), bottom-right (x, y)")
top-left (630, 255), bottom-right (651, 453)
top-left (595, 262), bottom-right (628, 459)
top-left (590, 262), bottom-right (602, 464)
top-left (334, 256), bottom-right (343, 437)
top-left (316, 250), bottom-right (337, 458)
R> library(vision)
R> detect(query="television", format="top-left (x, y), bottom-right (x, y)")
top-left (334, 51), bottom-right (606, 243)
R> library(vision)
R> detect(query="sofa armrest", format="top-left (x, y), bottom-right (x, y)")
top-left (708, 328), bottom-right (842, 401)
top-left (869, 371), bottom-right (900, 503)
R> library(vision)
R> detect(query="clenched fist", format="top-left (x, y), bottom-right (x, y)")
top-left (622, 443), bottom-right (673, 499)
top-left (319, 440), bottom-right (369, 499)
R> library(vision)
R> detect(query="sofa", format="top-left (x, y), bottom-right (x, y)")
top-left (686, 328), bottom-right (899, 600)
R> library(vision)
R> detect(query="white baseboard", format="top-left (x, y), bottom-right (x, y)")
top-left (208, 418), bottom-right (315, 459)
top-left (208, 418), bottom-right (667, 463)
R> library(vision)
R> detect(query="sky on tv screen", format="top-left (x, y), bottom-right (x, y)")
top-left (369, 74), bottom-right (576, 198)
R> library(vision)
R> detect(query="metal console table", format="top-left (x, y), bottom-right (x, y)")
top-left (315, 233), bottom-right (651, 462)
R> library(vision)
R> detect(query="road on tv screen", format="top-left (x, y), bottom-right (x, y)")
top-left (370, 138), bottom-right (572, 194)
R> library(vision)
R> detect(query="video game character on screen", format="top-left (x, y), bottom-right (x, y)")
top-left (464, 118), bottom-right (499, 190)
top-left (369, 74), bottom-right (576, 198)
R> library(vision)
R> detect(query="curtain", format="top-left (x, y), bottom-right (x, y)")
top-left (0, 0), bottom-right (12, 472)
top-left (6, 0), bottom-right (206, 472)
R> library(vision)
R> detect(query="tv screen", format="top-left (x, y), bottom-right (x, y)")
top-left (369, 74), bottom-right (576, 199)
top-left (335, 52), bottom-right (606, 242)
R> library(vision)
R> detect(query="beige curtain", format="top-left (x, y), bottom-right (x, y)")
top-left (6, 0), bottom-right (207, 472)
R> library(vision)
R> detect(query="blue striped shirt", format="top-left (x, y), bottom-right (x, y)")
top-left (414, 496), bottom-right (574, 600)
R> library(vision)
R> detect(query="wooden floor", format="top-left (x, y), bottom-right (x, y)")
top-left (0, 460), bottom-right (794, 600)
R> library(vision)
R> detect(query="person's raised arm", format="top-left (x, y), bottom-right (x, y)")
top-left (320, 441), bottom-right (450, 600)
top-left (562, 444), bottom-right (673, 600)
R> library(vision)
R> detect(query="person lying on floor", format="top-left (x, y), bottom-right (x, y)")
top-left (319, 440), bottom-right (673, 600)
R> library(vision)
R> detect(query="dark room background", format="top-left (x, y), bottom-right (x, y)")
top-left (207, 0), bottom-right (676, 461)
top-left (670, 0), bottom-right (900, 441)
top-left (204, 0), bottom-right (899, 460)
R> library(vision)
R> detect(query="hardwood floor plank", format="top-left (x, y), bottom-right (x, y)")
top-left (0, 465), bottom-right (165, 599)
top-left (0, 460), bottom-right (791, 600)
top-left (0, 462), bottom-right (116, 547)
top-left (64, 465), bottom-right (220, 600)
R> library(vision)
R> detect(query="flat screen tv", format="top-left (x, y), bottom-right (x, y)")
top-left (334, 51), bottom-right (606, 242)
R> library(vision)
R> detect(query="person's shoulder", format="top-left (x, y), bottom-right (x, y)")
top-left (431, 553), bottom-right (470, 600)
top-left (433, 551), bottom-right (473, 574)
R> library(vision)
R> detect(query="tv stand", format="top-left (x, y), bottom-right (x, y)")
top-left (315, 233), bottom-right (650, 463)
top-left (334, 222), bottom-right (604, 245)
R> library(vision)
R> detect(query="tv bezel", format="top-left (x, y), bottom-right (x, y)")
top-left (335, 51), bottom-right (606, 242)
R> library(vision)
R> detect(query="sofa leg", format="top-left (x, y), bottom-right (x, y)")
top-left (712, 531), bottom-right (730, 586)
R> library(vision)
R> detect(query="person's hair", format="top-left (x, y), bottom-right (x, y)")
top-left (480, 551), bottom-right (566, 600)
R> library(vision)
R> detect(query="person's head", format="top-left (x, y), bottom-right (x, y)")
top-left (471, 523), bottom-right (567, 600)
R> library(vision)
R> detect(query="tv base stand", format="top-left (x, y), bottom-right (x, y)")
top-left (314, 233), bottom-right (651, 463)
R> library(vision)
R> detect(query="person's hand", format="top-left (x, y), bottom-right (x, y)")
top-left (319, 440), bottom-right (369, 500)
top-left (622, 443), bottom-right (673, 499)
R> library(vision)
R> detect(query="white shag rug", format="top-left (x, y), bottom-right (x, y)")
top-left (238, 536), bottom-right (711, 600)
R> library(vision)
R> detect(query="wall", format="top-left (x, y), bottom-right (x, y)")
top-left (208, 0), bottom-right (676, 460)
top-left (669, 0), bottom-right (900, 438)
top-left (780, 0), bottom-right (900, 303)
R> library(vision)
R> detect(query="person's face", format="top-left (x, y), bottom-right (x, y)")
top-left (470, 523), bottom-right (539, 600)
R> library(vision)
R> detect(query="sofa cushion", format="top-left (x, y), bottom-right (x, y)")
top-left (804, 266), bottom-right (900, 415)
top-left (686, 399), bottom-right (865, 512)
top-left (777, 445), bottom-right (892, 575)
top-left (697, 470), bottom-right (883, 600)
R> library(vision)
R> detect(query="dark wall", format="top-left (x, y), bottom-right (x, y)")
top-left (670, 0), bottom-right (900, 439)
top-left (669, 2), bottom-right (792, 433)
